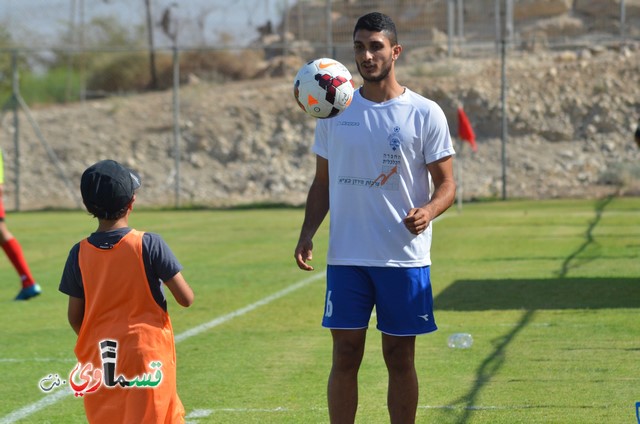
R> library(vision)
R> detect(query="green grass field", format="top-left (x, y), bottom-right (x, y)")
top-left (0, 197), bottom-right (638, 424)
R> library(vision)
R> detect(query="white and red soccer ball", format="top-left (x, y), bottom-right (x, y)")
top-left (293, 58), bottom-right (355, 119)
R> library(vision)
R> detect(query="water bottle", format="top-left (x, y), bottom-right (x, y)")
top-left (447, 333), bottom-right (473, 349)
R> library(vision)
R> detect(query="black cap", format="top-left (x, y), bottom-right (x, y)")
top-left (81, 160), bottom-right (141, 217)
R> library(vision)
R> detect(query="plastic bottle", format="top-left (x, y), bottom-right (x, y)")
top-left (447, 333), bottom-right (473, 349)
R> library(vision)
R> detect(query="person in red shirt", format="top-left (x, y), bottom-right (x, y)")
top-left (0, 150), bottom-right (41, 300)
top-left (59, 159), bottom-right (194, 423)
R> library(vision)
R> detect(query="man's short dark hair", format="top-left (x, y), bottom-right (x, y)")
top-left (353, 12), bottom-right (398, 46)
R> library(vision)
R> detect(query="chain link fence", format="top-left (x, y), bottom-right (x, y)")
top-left (0, 0), bottom-right (639, 209)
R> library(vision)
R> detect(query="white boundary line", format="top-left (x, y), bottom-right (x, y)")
top-left (0, 391), bottom-right (70, 424)
top-left (175, 272), bottom-right (324, 343)
top-left (0, 272), bottom-right (325, 424)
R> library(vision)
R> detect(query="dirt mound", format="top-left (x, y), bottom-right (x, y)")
top-left (2, 43), bottom-right (639, 211)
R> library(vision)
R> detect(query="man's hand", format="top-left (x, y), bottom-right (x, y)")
top-left (403, 207), bottom-right (430, 235)
top-left (294, 239), bottom-right (315, 271)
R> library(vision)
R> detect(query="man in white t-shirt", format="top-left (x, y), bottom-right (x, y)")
top-left (294, 12), bottom-right (456, 424)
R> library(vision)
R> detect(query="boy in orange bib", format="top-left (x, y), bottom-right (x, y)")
top-left (59, 160), bottom-right (194, 423)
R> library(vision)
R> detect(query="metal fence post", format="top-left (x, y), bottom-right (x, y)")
top-left (283, 0), bottom-right (290, 57)
top-left (506, 0), bottom-right (514, 45)
top-left (172, 45), bottom-right (181, 209)
top-left (621, 0), bottom-right (626, 41)
top-left (326, 0), bottom-right (333, 57)
top-left (447, 0), bottom-right (455, 57)
top-left (11, 50), bottom-right (20, 211)
top-left (457, 0), bottom-right (464, 42)
top-left (500, 38), bottom-right (508, 201)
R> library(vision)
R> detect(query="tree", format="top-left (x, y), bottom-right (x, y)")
top-left (144, 0), bottom-right (159, 89)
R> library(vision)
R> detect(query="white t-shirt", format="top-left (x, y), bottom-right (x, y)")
top-left (313, 88), bottom-right (455, 267)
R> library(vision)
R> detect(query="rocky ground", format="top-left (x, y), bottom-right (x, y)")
top-left (1, 42), bottom-right (639, 211)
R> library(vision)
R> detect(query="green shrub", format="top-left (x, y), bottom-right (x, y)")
top-left (18, 68), bottom-right (82, 105)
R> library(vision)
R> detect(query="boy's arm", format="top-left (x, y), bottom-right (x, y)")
top-left (67, 296), bottom-right (85, 335)
top-left (164, 272), bottom-right (194, 307)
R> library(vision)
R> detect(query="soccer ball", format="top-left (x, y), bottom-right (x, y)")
top-left (293, 58), bottom-right (355, 119)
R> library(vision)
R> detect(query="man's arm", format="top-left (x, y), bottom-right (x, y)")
top-left (294, 155), bottom-right (330, 271)
top-left (403, 155), bottom-right (456, 235)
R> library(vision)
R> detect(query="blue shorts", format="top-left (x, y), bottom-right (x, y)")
top-left (322, 265), bottom-right (437, 336)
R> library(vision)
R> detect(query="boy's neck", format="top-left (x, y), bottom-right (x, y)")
top-left (96, 217), bottom-right (129, 232)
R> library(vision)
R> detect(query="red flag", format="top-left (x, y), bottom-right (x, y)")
top-left (457, 107), bottom-right (477, 152)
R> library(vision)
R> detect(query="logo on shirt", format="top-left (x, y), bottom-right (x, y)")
top-left (336, 126), bottom-right (402, 190)
top-left (338, 164), bottom-right (400, 190)
top-left (37, 339), bottom-right (164, 397)
top-left (370, 166), bottom-right (398, 188)
top-left (388, 126), bottom-right (402, 151)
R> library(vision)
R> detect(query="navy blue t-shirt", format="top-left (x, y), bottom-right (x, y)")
top-left (58, 228), bottom-right (182, 312)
